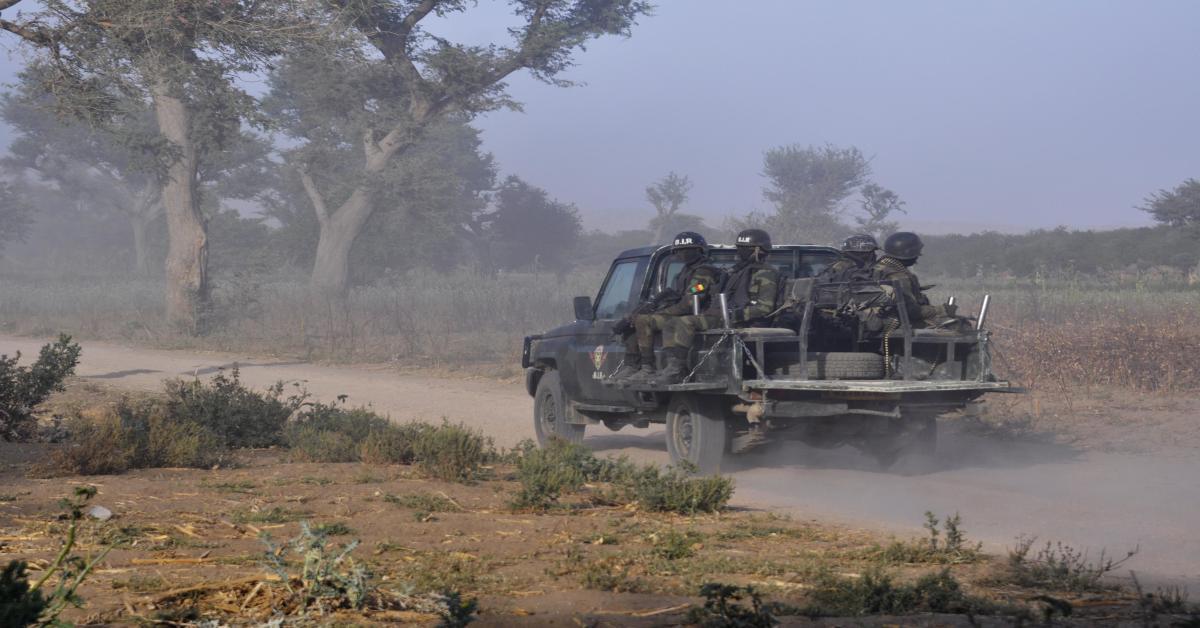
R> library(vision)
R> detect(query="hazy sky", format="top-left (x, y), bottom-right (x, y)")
top-left (2, 0), bottom-right (1198, 234)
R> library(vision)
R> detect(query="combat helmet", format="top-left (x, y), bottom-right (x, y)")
top-left (841, 233), bottom-right (879, 253)
top-left (671, 231), bottom-right (707, 250)
top-left (882, 231), bottom-right (924, 261)
top-left (735, 228), bottom-right (772, 251)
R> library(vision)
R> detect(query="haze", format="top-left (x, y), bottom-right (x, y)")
top-left (3, 0), bottom-right (1198, 233)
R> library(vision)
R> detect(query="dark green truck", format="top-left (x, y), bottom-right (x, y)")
top-left (522, 243), bottom-right (1018, 473)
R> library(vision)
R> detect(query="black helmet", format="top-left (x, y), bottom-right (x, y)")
top-left (671, 231), bottom-right (707, 250)
top-left (842, 233), bottom-right (878, 253)
top-left (882, 231), bottom-right (924, 261)
top-left (735, 228), bottom-right (772, 251)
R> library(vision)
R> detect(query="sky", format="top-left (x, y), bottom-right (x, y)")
top-left (2, 0), bottom-right (1198, 234)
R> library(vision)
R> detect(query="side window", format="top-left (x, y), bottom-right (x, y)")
top-left (797, 252), bottom-right (837, 277)
top-left (594, 259), bottom-right (648, 319)
top-left (659, 260), bottom-right (685, 291)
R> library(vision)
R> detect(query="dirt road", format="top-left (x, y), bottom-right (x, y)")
top-left (5, 335), bottom-right (1197, 588)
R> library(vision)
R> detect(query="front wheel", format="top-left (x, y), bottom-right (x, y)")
top-left (533, 370), bottom-right (586, 446)
top-left (665, 393), bottom-right (728, 474)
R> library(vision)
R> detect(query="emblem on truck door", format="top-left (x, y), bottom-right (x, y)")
top-left (590, 345), bottom-right (606, 371)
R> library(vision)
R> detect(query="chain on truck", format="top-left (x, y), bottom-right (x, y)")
top-left (521, 242), bottom-right (1021, 474)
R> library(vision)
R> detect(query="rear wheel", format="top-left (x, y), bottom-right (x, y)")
top-left (665, 393), bottom-right (728, 474)
top-left (533, 370), bottom-right (586, 446)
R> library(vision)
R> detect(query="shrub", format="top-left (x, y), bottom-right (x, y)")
top-left (511, 440), bottom-right (611, 510)
top-left (0, 334), bottom-right (81, 441)
top-left (360, 424), bottom-right (426, 465)
top-left (163, 368), bottom-right (295, 449)
top-left (284, 402), bottom-right (389, 462)
top-left (622, 464), bottom-right (734, 515)
top-left (411, 422), bottom-right (492, 483)
top-left (802, 568), bottom-right (1003, 617)
top-left (38, 399), bottom-right (226, 476)
top-left (688, 583), bottom-right (778, 628)
top-left (0, 561), bottom-right (45, 627)
top-left (1003, 536), bottom-right (1137, 593)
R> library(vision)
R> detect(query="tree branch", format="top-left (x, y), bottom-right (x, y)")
top-left (0, 16), bottom-right (52, 46)
top-left (298, 167), bottom-right (330, 225)
top-left (0, 0), bottom-right (27, 12)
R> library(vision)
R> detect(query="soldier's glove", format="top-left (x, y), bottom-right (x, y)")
top-left (943, 303), bottom-right (958, 318)
top-left (612, 318), bottom-right (634, 336)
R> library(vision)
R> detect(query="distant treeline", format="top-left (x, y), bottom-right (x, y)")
top-left (920, 226), bottom-right (1199, 278)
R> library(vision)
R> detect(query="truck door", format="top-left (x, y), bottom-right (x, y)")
top-left (565, 256), bottom-right (649, 405)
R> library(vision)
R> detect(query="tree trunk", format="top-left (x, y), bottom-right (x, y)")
top-left (129, 185), bottom-right (162, 277)
top-left (310, 188), bottom-right (373, 298)
top-left (131, 213), bottom-right (151, 276)
top-left (151, 83), bottom-right (208, 333)
top-left (650, 210), bottom-right (672, 246)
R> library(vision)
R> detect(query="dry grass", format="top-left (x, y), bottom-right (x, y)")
top-left (2, 271), bottom-right (1197, 390)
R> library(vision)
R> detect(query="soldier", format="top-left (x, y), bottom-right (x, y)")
top-left (872, 231), bottom-right (955, 326)
top-left (654, 228), bottom-right (781, 384)
top-left (611, 232), bottom-right (722, 382)
top-left (819, 233), bottom-right (878, 281)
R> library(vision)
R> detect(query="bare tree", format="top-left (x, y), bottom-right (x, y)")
top-left (288, 0), bottom-right (651, 298)
top-left (855, 183), bottom-right (906, 241)
top-left (645, 171), bottom-right (692, 245)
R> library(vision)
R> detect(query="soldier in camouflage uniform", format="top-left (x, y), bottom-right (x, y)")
top-left (612, 232), bottom-right (722, 382)
top-left (872, 232), bottom-right (955, 326)
top-left (655, 228), bottom-right (782, 384)
top-left (819, 234), bottom-right (878, 282)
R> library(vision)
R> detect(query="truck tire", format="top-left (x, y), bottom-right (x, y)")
top-left (533, 370), bottom-right (585, 446)
top-left (665, 393), bottom-right (728, 474)
top-left (808, 352), bottom-right (885, 380)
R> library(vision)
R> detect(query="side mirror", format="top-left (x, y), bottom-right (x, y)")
top-left (573, 296), bottom-right (595, 321)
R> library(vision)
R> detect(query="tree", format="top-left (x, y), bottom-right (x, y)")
top-left (855, 183), bottom-right (906, 241)
top-left (0, 0), bottom-right (314, 333)
top-left (1141, 178), bottom-right (1200, 234)
top-left (645, 172), bottom-right (692, 245)
top-left (488, 176), bottom-right (581, 272)
top-left (761, 144), bottom-right (871, 242)
top-left (0, 182), bottom-right (34, 254)
top-left (284, 0), bottom-right (650, 297)
top-left (1, 71), bottom-right (162, 275)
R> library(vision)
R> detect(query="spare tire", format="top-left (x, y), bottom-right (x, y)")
top-left (807, 352), bottom-right (884, 380)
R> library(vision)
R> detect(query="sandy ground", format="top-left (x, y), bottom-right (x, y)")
top-left (3, 334), bottom-right (1198, 590)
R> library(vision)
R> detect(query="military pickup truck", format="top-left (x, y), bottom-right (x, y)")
top-left (521, 243), bottom-right (1018, 473)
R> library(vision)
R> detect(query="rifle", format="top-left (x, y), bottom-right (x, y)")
top-left (612, 288), bottom-right (680, 336)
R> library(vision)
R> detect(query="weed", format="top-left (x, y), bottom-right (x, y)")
top-left (803, 567), bottom-right (1008, 617)
top-left (0, 486), bottom-right (111, 625)
top-left (1003, 535), bottom-right (1138, 592)
top-left (856, 512), bottom-right (983, 565)
top-left (299, 476), bottom-right (334, 486)
top-left (232, 506), bottom-right (309, 524)
top-left (353, 471), bottom-right (385, 484)
top-left (312, 522), bottom-right (355, 536)
top-left (652, 529), bottom-right (704, 561)
top-left (0, 334), bottom-right (80, 442)
top-left (384, 492), bottom-right (461, 513)
top-left (580, 557), bottom-right (642, 592)
top-left (202, 480), bottom-right (258, 494)
top-left (285, 402), bottom-right (389, 462)
top-left (510, 439), bottom-right (608, 510)
top-left (688, 583), bottom-right (778, 628)
top-left (359, 424), bottom-right (424, 465)
top-left (262, 522), bottom-right (372, 614)
top-left (111, 575), bottom-right (168, 593)
top-left (0, 494), bottom-right (16, 502)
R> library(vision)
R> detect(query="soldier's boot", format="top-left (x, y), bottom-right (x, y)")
top-left (608, 359), bottom-right (642, 382)
top-left (654, 349), bottom-right (690, 385)
top-left (623, 364), bottom-right (658, 385)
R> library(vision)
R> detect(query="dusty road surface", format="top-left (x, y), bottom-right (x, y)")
top-left (4, 334), bottom-right (1198, 588)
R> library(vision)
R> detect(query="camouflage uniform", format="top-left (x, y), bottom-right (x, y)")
top-left (663, 260), bottom-right (782, 351)
top-left (819, 252), bottom-right (875, 282)
top-left (872, 256), bottom-right (947, 325)
top-left (622, 261), bottom-right (722, 364)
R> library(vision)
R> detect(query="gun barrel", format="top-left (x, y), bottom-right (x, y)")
top-left (719, 293), bottom-right (731, 328)
top-left (976, 294), bottom-right (991, 330)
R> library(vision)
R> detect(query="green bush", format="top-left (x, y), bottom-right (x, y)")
top-left (1004, 536), bottom-right (1137, 593)
top-left (688, 583), bottom-right (778, 627)
top-left (284, 402), bottom-right (389, 462)
top-left (360, 424), bottom-right (426, 464)
top-left (802, 568), bottom-right (1006, 617)
top-left (0, 561), bottom-right (46, 627)
top-left (0, 334), bottom-right (81, 442)
top-left (39, 399), bottom-right (226, 476)
top-left (411, 422), bottom-right (492, 483)
top-left (164, 368), bottom-right (295, 449)
top-left (622, 464), bottom-right (734, 515)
